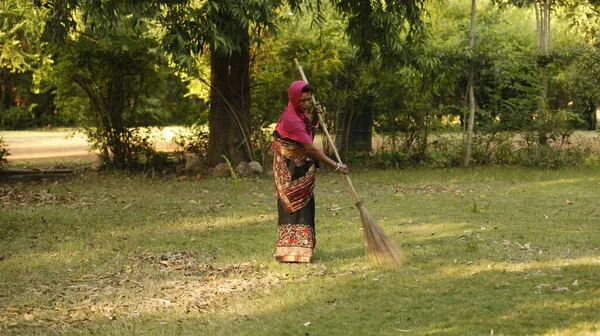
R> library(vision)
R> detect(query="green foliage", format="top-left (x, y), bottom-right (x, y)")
top-left (514, 142), bottom-right (589, 168)
top-left (170, 125), bottom-right (210, 163)
top-left (0, 0), bottom-right (57, 130)
top-left (465, 235), bottom-right (479, 252)
top-left (52, 39), bottom-right (161, 168)
top-left (45, 0), bottom-right (170, 169)
top-left (10, 0), bottom-right (600, 172)
top-left (221, 154), bottom-right (240, 183)
top-left (470, 132), bottom-right (517, 165)
top-left (146, 151), bottom-right (173, 171)
top-left (584, 154), bottom-right (600, 167)
top-left (0, 0), bottom-right (48, 74)
top-left (346, 150), bottom-right (410, 170)
top-left (0, 136), bottom-right (9, 167)
top-left (428, 135), bottom-right (464, 167)
top-left (0, 106), bottom-right (32, 130)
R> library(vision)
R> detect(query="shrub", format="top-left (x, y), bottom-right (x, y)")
top-left (471, 132), bottom-right (517, 165)
top-left (428, 135), bottom-right (463, 167)
top-left (515, 145), bottom-right (587, 169)
top-left (0, 136), bottom-right (9, 167)
top-left (346, 150), bottom-right (410, 169)
top-left (0, 106), bottom-right (34, 130)
top-left (86, 126), bottom-right (157, 170)
top-left (584, 155), bottom-right (600, 167)
top-left (171, 125), bottom-right (210, 163)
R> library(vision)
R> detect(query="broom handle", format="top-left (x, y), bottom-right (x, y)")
top-left (294, 58), bottom-right (361, 204)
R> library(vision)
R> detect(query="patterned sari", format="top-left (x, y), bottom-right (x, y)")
top-left (272, 133), bottom-right (316, 263)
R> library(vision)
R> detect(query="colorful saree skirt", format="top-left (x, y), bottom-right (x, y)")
top-left (272, 134), bottom-right (316, 263)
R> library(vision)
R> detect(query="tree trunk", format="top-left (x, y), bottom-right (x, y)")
top-left (592, 105), bottom-right (598, 131)
top-left (546, 1), bottom-right (552, 52)
top-left (0, 70), bottom-right (13, 110)
top-left (535, 0), bottom-right (552, 146)
top-left (207, 47), bottom-right (252, 166)
top-left (463, 0), bottom-right (476, 167)
top-left (464, 73), bottom-right (476, 166)
top-left (534, 2), bottom-right (541, 51)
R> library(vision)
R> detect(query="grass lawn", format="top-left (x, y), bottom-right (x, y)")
top-left (1, 166), bottom-right (599, 335)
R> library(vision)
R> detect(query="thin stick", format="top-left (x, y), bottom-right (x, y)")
top-left (294, 59), bottom-right (403, 266)
top-left (293, 59), bottom-right (360, 201)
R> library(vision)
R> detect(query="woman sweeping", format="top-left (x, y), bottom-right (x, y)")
top-left (272, 80), bottom-right (348, 263)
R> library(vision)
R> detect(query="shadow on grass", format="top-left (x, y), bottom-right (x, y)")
top-left (16, 263), bottom-right (596, 336)
top-left (2, 171), bottom-right (600, 335)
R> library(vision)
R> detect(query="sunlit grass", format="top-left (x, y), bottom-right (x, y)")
top-left (1, 166), bottom-right (599, 335)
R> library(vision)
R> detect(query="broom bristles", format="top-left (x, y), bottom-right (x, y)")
top-left (356, 201), bottom-right (403, 266)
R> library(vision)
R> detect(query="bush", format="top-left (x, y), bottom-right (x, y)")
top-left (171, 125), bottom-right (210, 163)
top-left (347, 132), bottom-right (595, 169)
top-left (346, 150), bottom-right (410, 169)
top-left (0, 106), bottom-right (34, 130)
top-left (428, 135), bottom-right (463, 167)
top-left (515, 145), bottom-right (587, 169)
top-left (471, 133), bottom-right (517, 165)
top-left (0, 136), bottom-right (9, 167)
top-left (86, 126), bottom-right (157, 170)
top-left (584, 155), bottom-right (600, 167)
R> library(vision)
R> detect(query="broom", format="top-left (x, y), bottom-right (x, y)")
top-left (294, 59), bottom-right (403, 266)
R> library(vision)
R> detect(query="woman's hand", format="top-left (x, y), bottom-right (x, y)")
top-left (314, 102), bottom-right (322, 116)
top-left (334, 163), bottom-right (348, 174)
top-left (314, 103), bottom-right (323, 114)
top-left (311, 103), bottom-right (322, 129)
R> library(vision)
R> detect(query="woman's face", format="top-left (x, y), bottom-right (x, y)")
top-left (298, 92), bottom-right (312, 112)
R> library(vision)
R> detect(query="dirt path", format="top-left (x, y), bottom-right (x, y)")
top-left (1, 127), bottom-right (370, 164)
top-left (4, 128), bottom-right (596, 164)
top-left (1, 128), bottom-right (183, 163)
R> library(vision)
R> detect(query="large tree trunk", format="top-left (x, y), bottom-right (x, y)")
top-left (207, 48), bottom-right (252, 166)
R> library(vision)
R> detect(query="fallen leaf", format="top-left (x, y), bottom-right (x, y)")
top-left (328, 205), bottom-right (343, 211)
top-left (22, 313), bottom-right (35, 321)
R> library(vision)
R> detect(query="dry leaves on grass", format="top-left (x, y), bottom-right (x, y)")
top-left (0, 186), bottom-right (82, 206)
top-left (393, 185), bottom-right (473, 196)
top-left (0, 251), bottom-right (288, 332)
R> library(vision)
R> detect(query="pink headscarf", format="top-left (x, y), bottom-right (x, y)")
top-left (274, 80), bottom-right (314, 143)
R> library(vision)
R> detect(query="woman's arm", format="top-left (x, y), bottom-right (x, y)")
top-left (301, 141), bottom-right (348, 174)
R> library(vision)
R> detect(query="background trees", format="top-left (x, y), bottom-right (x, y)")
top-left (2, 0), bottom-right (600, 169)
top-left (0, 0), bottom-right (55, 129)
top-left (159, 0), bottom-right (427, 166)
